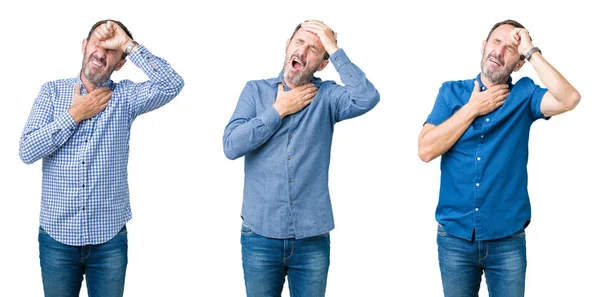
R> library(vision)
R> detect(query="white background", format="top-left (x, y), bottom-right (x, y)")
top-left (1, 0), bottom-right (598, 296)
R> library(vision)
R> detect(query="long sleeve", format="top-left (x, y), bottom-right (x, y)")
top-left (19, 83), bottom-right (77, 164)
top-left (126, 45), bottom-right (185, 119)
top-left (326, 49), bottom-right (380, 122)
top-left (223, 82), bottom-right (282, 160)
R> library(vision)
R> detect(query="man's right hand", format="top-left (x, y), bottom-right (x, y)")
top-left (467, 81), bottom-right (509, 116)
top-left (273, 83), bottom-right (318, 118)
top-left (68, 83), bottom-right (112, 124)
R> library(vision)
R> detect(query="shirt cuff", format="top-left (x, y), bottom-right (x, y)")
top-left (56, 110), bottom-right (77, 132)
top-left (329, 48), bottom-right (349, 68)
top-left (259, 105), bottom-right (282, 134)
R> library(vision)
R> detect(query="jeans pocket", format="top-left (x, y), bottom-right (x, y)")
top-left (241, 223), bottom-right (254, 236)
top-left (437, 223), bottom-right (448, 236)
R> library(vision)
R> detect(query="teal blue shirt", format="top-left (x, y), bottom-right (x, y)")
top-left (427, 74), bottom-right (548, 241)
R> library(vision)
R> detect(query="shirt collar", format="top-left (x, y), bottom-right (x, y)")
top-left (75, 72), bottom-right (115, 93)
top-left (475, 73), bottom-right (513, 91)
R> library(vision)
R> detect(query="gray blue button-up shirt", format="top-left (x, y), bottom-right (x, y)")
top-left (224, 49), bottom-right (379, 239)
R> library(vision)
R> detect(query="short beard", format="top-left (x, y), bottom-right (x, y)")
top-left (282, 54), bottom-right (321, 87)
top-left (480, 53), bottom-right (518, 84)
top-left (81, 53), bottom-right (118, 85)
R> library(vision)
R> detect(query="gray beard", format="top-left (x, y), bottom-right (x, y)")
top-left (284, 69), bottom-right (314, 86)
top-left (480, 56), bottom-right (518, 84)
top-left (82, 67), bottom-right (111, 85)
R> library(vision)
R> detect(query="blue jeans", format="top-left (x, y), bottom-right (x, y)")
top-left (437, 224), bottom-right (527, 297)
top-left (240, 224), bottom-right (330, 297)
top-left (39, 226), bottom-right (128, 297)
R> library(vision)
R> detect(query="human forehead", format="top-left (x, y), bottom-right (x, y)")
top-left (488, 24), bottom-right (516, 41)
top-left (291, 28), bottom-right (324, 47)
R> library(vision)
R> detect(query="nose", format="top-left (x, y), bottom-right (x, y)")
top-left (297, 45), bottom-right (308, 58)
top-left (495, 44), bottom-right (507, 58)
top-left (95, 46), bottom-right (107, 58)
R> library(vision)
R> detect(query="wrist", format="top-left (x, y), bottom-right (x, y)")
top-left (124, 40), bottom-right (139, 56)
top-left (524, 47), bottom-right (541, 61)
top-left (463, 102), bottom-right (481, 118)
top-left (272, 102), bottom-right (287, 118)
top-left (67, 107), bottom-right (83, 124)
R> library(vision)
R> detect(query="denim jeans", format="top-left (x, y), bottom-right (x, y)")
top-left (437, 224), bottom-right (527, 297)
top-left (39, 226), bottom-right (128, 297)
top-left (241, 224), bottom-right (330, 297)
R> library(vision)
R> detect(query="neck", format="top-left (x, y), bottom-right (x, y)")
top-left (284, 80), bottom-right (298, 89)
top-left (480, 73), bottom-right (508, 88)
top-left (80, 71), bottom-right (98, 93)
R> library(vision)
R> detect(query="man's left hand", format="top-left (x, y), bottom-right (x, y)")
top-left (301, 20), bottom-right (339, 56)
top-left (509, 28), bottom-right (534, 57)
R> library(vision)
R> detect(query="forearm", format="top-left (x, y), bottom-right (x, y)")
top-left (128, 45), bottom-right (185, 117)
top-left (19, 111), bottom-right (76, 164)
top-left (529, 52), bottom-right (580, 109)
top-left (419, 104), bottom-right (478, 162)
top-left (330, 49), bottom-right (380, 120)
top-left (223, 106), bottom-right (282, 160)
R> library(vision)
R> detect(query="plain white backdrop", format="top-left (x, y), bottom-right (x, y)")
top-left (1, 0), bottom-right (598, 296)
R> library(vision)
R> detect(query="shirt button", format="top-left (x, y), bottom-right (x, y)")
top-left (84, 140), bottom-right (88, 143)
top-left (290, 201), bottom-right (294, 205)
top-left (82, 161), bottom-right (85, 164)
top-left (485, 118), bottom-right (490, 122)
top-left (82, 207), bottom-right (85, 210)
top-left (289, 178), bottom-right (293, 183)
top-left (475, 208), bottom-right (479, 211)
top-left (82, 184), bottom-right (85, 188)
top-left (476, 183), bottom-right (480, 187)
top-left (480, 135), bottom-right (484, 138)
top-left (288, 135), bottom-right (292, 139)
top-left (477, 157), bottom-right (481, 161)
top-left (335, 58), bottom-right (339, 61)
top-left (348, 73), bottom-right (352, 77)
top-left (292, 115), bottom-right (296, 119)
top-left (287, 156), bottom-right (291, 160)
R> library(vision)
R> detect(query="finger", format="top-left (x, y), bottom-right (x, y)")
top-left (296, 83), bottom-right (315, 92)
top-left (301, 85), bottom-right (317, 93)
top-left (90, 87), bottom-right (111, 96)
top-left (302, 90), bottom-right (317, 101)
top-left (472, 80), bottom-right (480, 93)
top-left (99, 100), bottom-right (110, 111)
top-left (98, 91), bottom-right (113, 104)
top-left (277, 83), bottom-right (285, 94)
top-left (73, 83), bottom-right (81, 96)
top-left (492, 93), bottom-right (509, 103)
top-left (488, 84), bottom-right (508, 92)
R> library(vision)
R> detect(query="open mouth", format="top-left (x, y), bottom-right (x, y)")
top-left (291, 56), bottom-right (305, 71)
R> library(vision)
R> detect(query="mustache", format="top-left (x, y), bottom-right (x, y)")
top-left (88, 54), bottom-right (107, 67)
top-left (487, 53), bottom-right (505, 66)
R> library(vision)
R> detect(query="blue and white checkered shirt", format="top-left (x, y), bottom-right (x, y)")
top-left (20, 45), bottom-right (184, 246)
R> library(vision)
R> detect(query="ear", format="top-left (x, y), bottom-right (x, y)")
top-left (512, 60), bottom-right (526, 72)
top-left (481, 40), bottom-right (486, 56)
top-left (82, 38), bottom-right (87, 55)
top-left (114, 59), bottom-right (127, 72)
top-left (316, 59), bottom-right (329, 72)
top-left (285, 39), bottom-right (290, 51)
